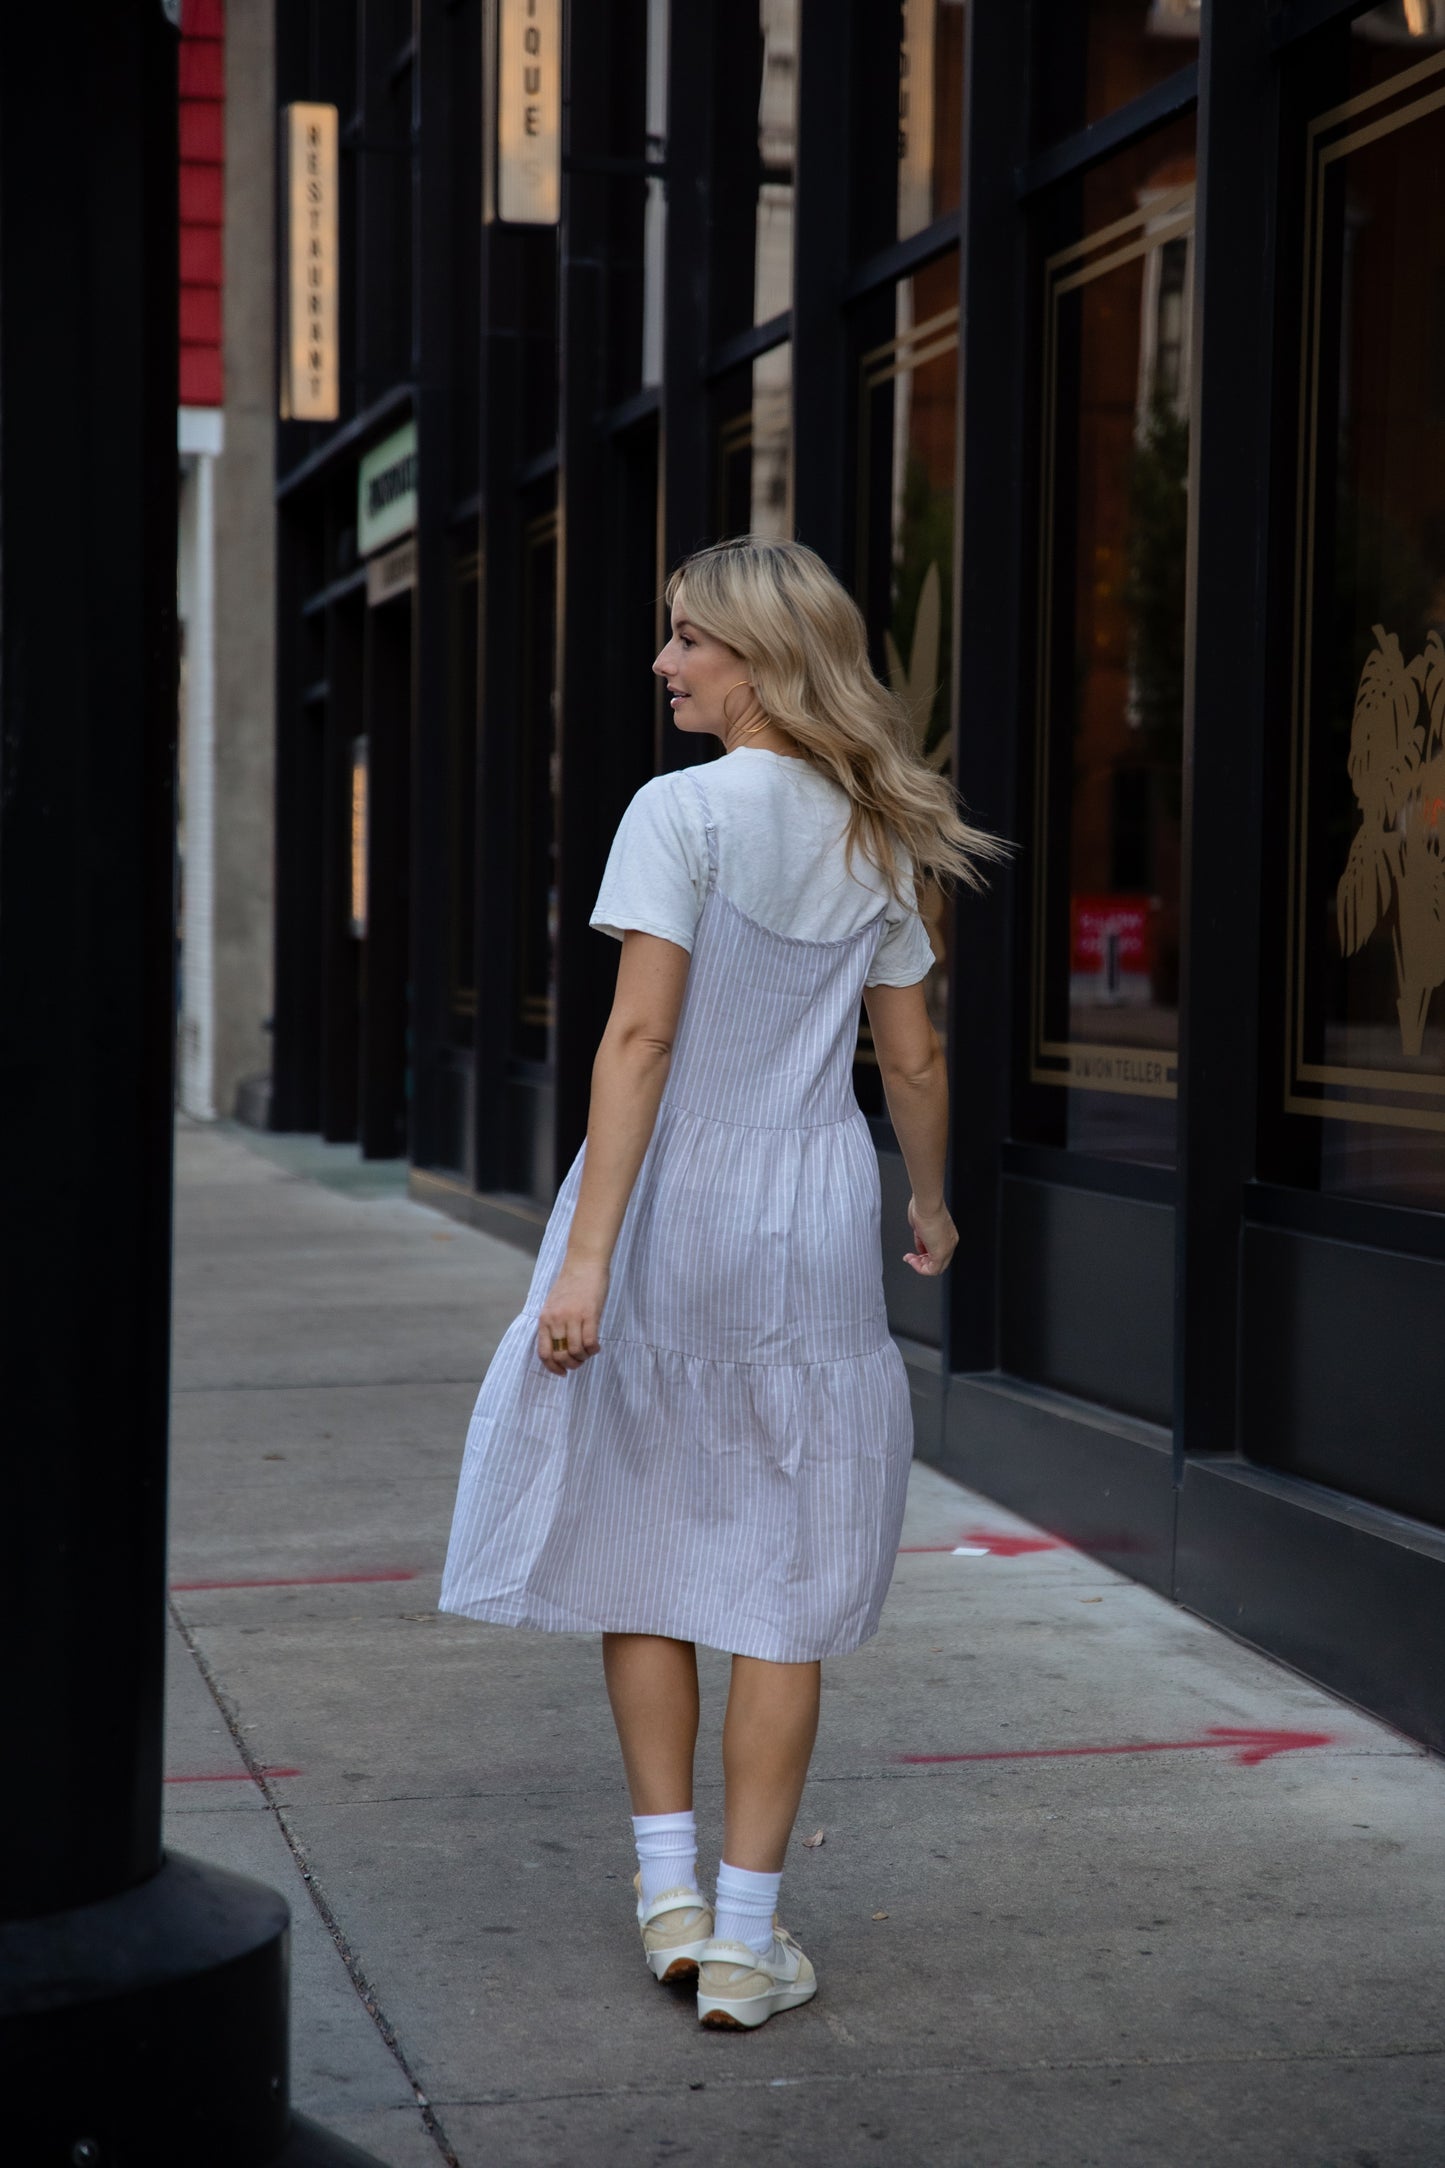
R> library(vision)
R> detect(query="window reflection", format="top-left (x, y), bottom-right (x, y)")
top-left (515, 506), bottom-right (559, 1064)
top-left (1034, 0), bottom-right (1198, 147)
top-left (712, 0), bottom-right (797, 335)
top-left (448, 534), bottom-right (479, 1035)
top-left (1280, 31), bottom-right (1445, 1207)
top-left (1027, 117), bottom-right (1196, 1167)
top-left (898, 0), bottom-right (965, 242)
top-left (716, 343), bottom-right (792, 541)
top-left (856, 257), bottom-right (959, 1066)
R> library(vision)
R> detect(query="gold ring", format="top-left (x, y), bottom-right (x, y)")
top-left (551, 1335), bottom-right (567, 1351)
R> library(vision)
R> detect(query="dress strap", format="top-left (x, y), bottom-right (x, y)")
top-left (681, 767), bottom-right (720, 895)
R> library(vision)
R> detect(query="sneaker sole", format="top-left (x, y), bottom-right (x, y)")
top-left (697, 1980), bottom-right (817, 2029)
top-left (646, 1939), bottom-right (712, 1984)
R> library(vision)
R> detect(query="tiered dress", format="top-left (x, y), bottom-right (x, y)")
top-left (439, 765), bottom-right (916, 1661)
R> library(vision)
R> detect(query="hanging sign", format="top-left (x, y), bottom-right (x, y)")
top-left (496, 0), bottom-right (561, 224)
top-left (280, 103), bottom-right (340, 422)
top-left (357, 420), bottom-right (418, 558)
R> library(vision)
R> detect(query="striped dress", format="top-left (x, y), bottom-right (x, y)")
top-left (439, 766), bottom-right (915, 1661)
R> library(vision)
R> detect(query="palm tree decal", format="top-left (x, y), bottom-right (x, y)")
top-left (885, 560), bottom-right (952, 773)
top-left (1336, 623), bottom-right (1445, 1058)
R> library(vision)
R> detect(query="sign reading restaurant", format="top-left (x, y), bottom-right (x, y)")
top-left (280, 103), bottom-right (339, 421)
top-left (357, 421), bottom-right (418, 559)
top-left (496, 0), bottom-right (561, 224)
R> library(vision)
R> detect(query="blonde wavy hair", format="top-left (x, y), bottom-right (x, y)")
top-left (666, 535), bottom-right (1010, 907)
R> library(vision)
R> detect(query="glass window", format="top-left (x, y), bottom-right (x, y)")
top-left (855, 255), bottom-right (959, 1076)
top-left (711, 0), bottom-right (797, 336)
top-left (899, 0), bottom-right (966, 241)
top-left (515, 505), bottom-right (559, 1065)
top-left (1024, 116), bottom-right (1196, 1167)
top-left (447, 534), bottom-right (479, 1041)
top-left (1034, 0), bottom-right (1199, 147)
top-left (1277, 25), bottom-right (1445, 1208)
top-left (716, 342), bottom-right (793, 539)
top-left (853, 3), bottom-right (965, 261)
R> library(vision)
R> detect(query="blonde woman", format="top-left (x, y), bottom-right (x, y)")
top-left (440, 536), bottom-right (1004, 2029)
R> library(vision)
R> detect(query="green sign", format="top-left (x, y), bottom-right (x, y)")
top-left (357, 420), bottom-right (418, 557)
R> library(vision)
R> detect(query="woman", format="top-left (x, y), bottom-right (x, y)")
top-left (440, 536), bottom-right (1004, 2030)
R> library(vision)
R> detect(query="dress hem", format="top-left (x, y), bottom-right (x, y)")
top-left (436, 1592), bottom-right (881, 1664)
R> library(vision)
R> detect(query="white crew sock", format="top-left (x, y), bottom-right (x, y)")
top-left (713, 1860), bottom-right (782, 1956)
top-left (632, 1809), bottom-right (699, 1909)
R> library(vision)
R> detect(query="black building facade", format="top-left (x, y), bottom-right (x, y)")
top-left (270, 0), bottom-right (1445, 1751)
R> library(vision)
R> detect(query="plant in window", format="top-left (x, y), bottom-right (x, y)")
top-left (1336, 623), bottom-right (1445, 1057)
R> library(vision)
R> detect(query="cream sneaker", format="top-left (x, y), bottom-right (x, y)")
top-left (696, 1924), bottom-right (817, 2029)
top-left (634, 1873), bottom-right (715, 1984)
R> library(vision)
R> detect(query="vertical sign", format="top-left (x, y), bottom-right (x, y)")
top-left (281, 103), bottom-right (339, 421)
top-left (898, 0), bottom-right (937, 240)
top-left (497, 0), bottom-right (561, 224)
top-left (350, 738), bottom-right (369, 939)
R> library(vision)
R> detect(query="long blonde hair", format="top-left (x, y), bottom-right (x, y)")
top-left (666, 536), bottom-right (1010, 907)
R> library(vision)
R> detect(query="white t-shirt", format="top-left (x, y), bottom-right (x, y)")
top-left (589, 747), bottom-right (937, 988)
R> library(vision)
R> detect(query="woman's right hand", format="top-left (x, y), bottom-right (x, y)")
top-left (903, 1196), bottom-right (957, 1276)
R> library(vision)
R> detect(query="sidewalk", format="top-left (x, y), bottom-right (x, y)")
top-left (166, 1122), bottom-right (1445, 2167)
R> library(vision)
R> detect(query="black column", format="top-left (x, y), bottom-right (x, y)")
top-left (1171, 0), bottom-right (1276, 1465)
top-left (791, 0), bottom-right (853, 576)
top-left (945, 0), bottom-right (1031, 1376)
top-left (660, 0), bottom-right (716, 612)
top-left (0, 6), bottom-right (376, 2158)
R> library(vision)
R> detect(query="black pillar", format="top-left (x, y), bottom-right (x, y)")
top-left (0, 6), bottom-right (377, 2159)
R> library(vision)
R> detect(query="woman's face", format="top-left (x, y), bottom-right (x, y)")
top-left (653, 596), bottom-right (752, 741)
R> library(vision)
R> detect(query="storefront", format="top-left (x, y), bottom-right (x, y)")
top-left (269, 0), bottom-right (1445, 1749)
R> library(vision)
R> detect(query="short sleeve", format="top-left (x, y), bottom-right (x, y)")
top-left (864, 900), bottom-right (937, 988)
top-left (589, 773), bottom-right (708, 953)
top-left (857, 841), bottom-right (940, 988)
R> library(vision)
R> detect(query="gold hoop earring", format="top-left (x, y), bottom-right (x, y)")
top-left (721, 680), bottom-right (755, 729)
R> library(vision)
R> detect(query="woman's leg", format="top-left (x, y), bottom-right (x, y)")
top-left (721, 1655), bottom-right (821, 1872)
top-left (602, 1631), bottom-right (700, 1812)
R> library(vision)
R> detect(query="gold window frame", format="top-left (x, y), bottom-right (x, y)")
top-left (1031, 183), bottom-right (1195, 1100)
top-left (854, 296), bottom-right (961, 1071)
top-left (1285, 47), bottom-right (1445, 1133)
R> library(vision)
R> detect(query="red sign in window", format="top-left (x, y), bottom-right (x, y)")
top-left (1070, 895), bottom-right (1156, 977)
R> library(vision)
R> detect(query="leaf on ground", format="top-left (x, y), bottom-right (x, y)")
top-left (871, 1910), bottom-right (889, 1921)
top-left (802, 1829), bottom-right (826, 1848)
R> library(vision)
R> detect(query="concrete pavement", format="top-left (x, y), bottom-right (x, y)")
top-left (165, 1121), bottom-right (1445, 2166)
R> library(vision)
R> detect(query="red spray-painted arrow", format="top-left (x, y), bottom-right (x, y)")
top-left (899, 1725), bottom-right (1335, 1769)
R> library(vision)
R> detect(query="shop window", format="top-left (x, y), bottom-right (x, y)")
top-left (854, 255), bottom-right (959, 1083)
top-left (853, 3), bottom-right (964, 262)
top-left (715, 343), bottom-right (793, 540)
top-left (515, 506), bottom-right (559, 1065)
top-left (1024, 116), bottom-right (1196, 1167)
top-left (448, 535), bottom-right (479, 1041)
top-left (711, 0), bottom-right (797, 337)
top-left (1033, 0), bottom-right (1198, 147)
top-left (1276, 13), bottom-right (1445, 1208)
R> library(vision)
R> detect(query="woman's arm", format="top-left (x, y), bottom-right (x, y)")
top-left (536, 930), bottom-right (691, 1373)
top-left (861, 979), bottom-right (958, 1276)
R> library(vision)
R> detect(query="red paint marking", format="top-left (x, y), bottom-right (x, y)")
top-left (1426, 795), bottom-right (1445, 828)
top-left (169, 1570), bottom-right (417, 1592)
top-left (164, 1767), bottom-right (302, 1785)
top-left (899, 1726), bottom-right (1335, 1769)
top-left (898, 1528), bottom-right (1064, 1558)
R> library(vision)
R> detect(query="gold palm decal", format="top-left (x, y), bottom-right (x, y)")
top-left (1337, 624), bottom-right (1445, 1057)
top-left (885, 561), bottom-right (952, 773)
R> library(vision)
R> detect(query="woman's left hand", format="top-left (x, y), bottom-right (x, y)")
top-left (536, 1255), bottom-right (610, 1374)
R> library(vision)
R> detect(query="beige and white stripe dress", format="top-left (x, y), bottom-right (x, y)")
top-left (440, 762), bottom-right (920, 1660)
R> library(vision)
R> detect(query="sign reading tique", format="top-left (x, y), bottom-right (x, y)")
top-left (496, 0), bottom-right (561, 224)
